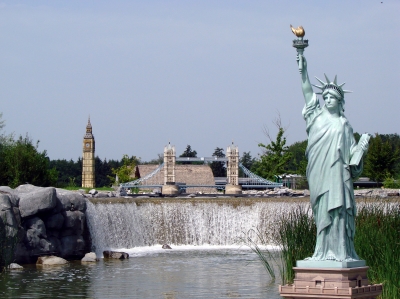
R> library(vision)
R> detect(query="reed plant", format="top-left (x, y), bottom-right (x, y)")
top-left (243, 199), bottom-right (400, 298)
top-left (272, 205), bottom-right (316, 284)
top-left (355, 201), bottom-right (400, 298)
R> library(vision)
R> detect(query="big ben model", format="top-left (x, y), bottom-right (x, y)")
top-left (82, 117), bottom-right (95, 188)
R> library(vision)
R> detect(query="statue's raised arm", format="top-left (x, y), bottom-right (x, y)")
top-left (297, 54), bottom-right (314, 106)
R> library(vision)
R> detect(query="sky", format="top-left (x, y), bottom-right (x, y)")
top-left (0, 1), bottom-right (399, 162)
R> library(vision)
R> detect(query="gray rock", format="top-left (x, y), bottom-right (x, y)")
top-left (89, 189), bottom-right (98, 195)
top-left (162, 244), bottom-right (172, 249)
top-left (116, 187), bottom-right (127, 197)
top-left (0, 195), bottom-right (19, 237)
top-left (94, 192), bottom-right (108, 198)
top-left (81, 252), bottom-right (98, 262)
top-left (63, 211), bottom-right (85, 233)
top-left (15, 184), bottom-right (44, 193)
top-left (36, 256), bottom-right (68, 266)
top-left (39, 238), bottom-right (55, 252)
top-left (25, 217), bottom-right (47, 238)
top-left (9, 263), bottom-right (23, 270)
top-left (13, 207), bottom-right (21, 226)
top-left (45, 213), bottom-right (64, 230)
top-left (0, 194), bottom-right (12, 211)
top-left (19, 187), bottom-right (57, 218)
top-left (25, 217), bottom-right (47, 248)
top-left (0, 188), bottom-right (20, 207)
top-left (48, 236), bottom-right (61, 252)
top-left (103, 250), bottom-right (129, 259)
top-left (56, 190), bottom-right (86, 212)
top-left (60, 235), bottom-right (85, 257)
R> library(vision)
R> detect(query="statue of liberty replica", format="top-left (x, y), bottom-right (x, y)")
top-left (279, 26), bottom-right (382, 299)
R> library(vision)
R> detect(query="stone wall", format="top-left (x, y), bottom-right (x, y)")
top-left (0, 184), bottom-right (90, 264)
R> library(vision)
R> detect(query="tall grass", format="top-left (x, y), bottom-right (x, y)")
top-left (243, 200), bottom-right (400, 298)
top-left (272, 205), bottom-right (316, 284)
top-left (355, 201), bottom-right (400, 298)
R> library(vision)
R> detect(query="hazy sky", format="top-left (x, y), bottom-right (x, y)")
top-left (0, 1), bottom-right (398, 162)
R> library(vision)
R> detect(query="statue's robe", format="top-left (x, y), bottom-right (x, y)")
top-left (303, 94), bottom-right (363, 261)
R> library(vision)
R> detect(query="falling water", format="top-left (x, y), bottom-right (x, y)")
top-left (85, 198), bottom-right (309, 255)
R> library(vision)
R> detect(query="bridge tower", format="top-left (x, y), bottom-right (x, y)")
top-left (226, 142), bottom-right (242, 194)
top-left (162, 142), bottom-right (179, 195)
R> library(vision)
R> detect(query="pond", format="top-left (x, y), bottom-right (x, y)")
top-left (0, 246), bottom-right (282, 299)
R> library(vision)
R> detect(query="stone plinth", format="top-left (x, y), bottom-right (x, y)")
top-left (225, 184), bottom-right (242, 195)
top-left (162, 184), bottom-right (179, 195)
top-left (279, 267), bottom-right (382, 299)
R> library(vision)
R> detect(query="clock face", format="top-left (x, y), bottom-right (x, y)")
top-left (85, 143), bottom-right (90, 148)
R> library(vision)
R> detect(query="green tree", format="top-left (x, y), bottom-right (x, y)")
top-left (240, 151), bottom-right (255, 170)
top-left (109, 154), bottom-right (140, 184)
top-left (252, 127), bottom-right (293, 180)
top-left (286, 140), bottom-right (308, 176)
top-left (178, 145), bottom-right (201, 164)
top-left (209, 147), bottom-right (226, 177)
top-left (363, 133), bottom-right (400, 182)
top-left (0, 134), bottom-right (57, 188)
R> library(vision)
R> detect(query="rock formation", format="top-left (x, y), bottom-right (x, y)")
top-left (0, 184), bottom-right (91, 264)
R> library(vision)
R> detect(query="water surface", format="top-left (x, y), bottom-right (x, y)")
top-left (0, 246), bottom-right (281, 299)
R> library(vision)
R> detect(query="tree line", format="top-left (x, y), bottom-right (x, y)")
top-left (2, 111), bottom-right (400, 188)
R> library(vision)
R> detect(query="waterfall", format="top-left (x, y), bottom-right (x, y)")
top-left (85, 199), bottom-right (308, 254)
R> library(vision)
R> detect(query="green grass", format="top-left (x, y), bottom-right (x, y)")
top-left (63, 186), bottom-right (114, 192)
top-left (355, 201), bottom-right (400, 298)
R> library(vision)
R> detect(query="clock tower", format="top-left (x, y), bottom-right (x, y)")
top-left (82, 117), bottom-right (95, 188)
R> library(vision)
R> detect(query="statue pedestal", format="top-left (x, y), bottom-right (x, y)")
top-left (162, 184), bottom-right (179, 195)
top-left (279, 266), bottom-right (382, 299)
top-left (225, 184), bottom-right (242, 195)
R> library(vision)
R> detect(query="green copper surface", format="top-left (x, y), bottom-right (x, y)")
top-left (295, 48), bottom-right (369, 268)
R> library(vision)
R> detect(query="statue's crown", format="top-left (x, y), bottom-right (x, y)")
top-left (312, 74), bottom-right (352, 99)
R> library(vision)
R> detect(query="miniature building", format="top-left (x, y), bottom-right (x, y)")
top-left (82, 117), bottom-right (95, 188)
top-left (136, 164), bottom-right (216, 193)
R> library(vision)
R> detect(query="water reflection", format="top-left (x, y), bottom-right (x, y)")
top-left (0, 247), bottom-right (281, 298)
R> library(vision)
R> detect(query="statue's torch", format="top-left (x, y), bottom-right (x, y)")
top-left (291, 25), bottom-right (308, 72)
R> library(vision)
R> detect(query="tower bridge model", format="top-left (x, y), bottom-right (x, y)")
top-left (121, 142), bottom-right (282, 195)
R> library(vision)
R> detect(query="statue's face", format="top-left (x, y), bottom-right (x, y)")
top-left (324, 93), bottom-right (340, 113)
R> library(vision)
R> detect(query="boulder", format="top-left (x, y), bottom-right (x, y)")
top-left (13, 207), bottom-right (21, 226)
top-left (0, 195), bottom-right (19, 237)
top-left (81, 252), bottom-right (98, 262)
top-left (60, 235), bottom-right (85, 257)
top-left (47, 236), bottom-right (61, 252)
top-left (56, 190), bottom-right (86, 212)
top-left (15, 184), bottom-right (44, 193)
top-left (0, 194), bottom-right (12, 211)
top-left (25, 217), bottom-right (47, 249)
top-left (116, 187), bottom-right (127, 197)
top-left (162, 244), bottom-right (172, 249)
top-left (94, 192), bottom-right (109, 198)
top-left (45, 213), bottom-right (64, 230)
top-left (89, 189), bottom-right (98, 195)
top-left (9, 263), bottom-right (23, 270)
top-left (63, 211), bottom-right (85, 233)
top-left (0, 187), bottom-right (20, 207)
top-left (36, 256), bottom-right (68, 266)
top-left (103, 250), bottom-right (129, 259)
top-left (19, 187), bottom-right (57, 218)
